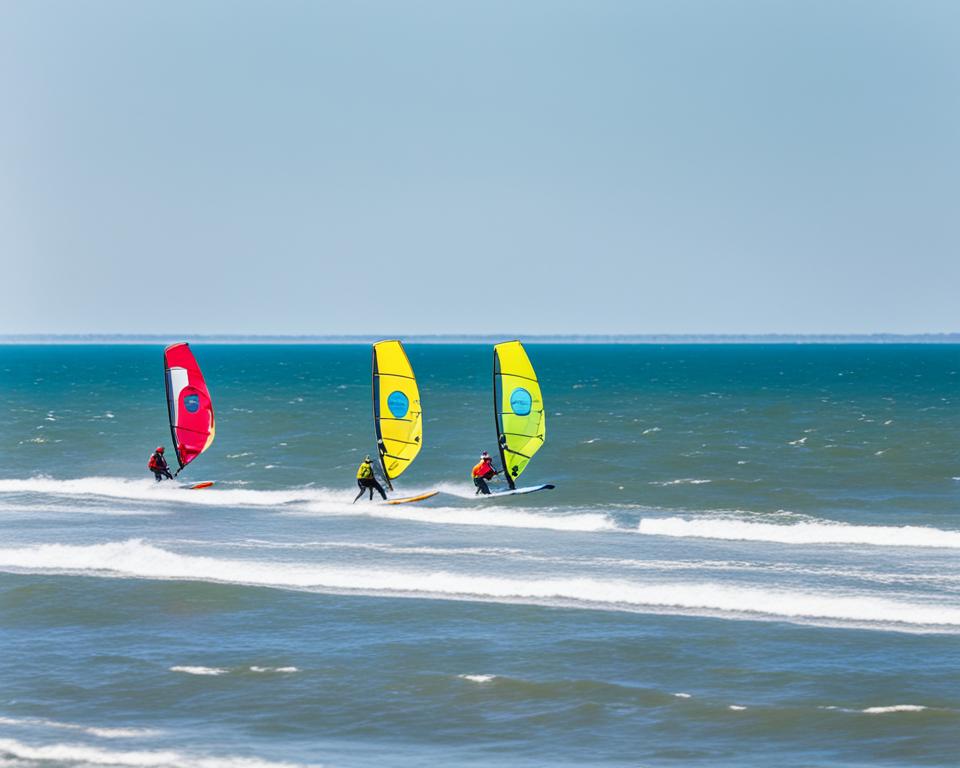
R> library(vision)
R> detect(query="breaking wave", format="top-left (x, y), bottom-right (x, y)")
top-left (0, 737), bottom-right (319, 767)
top-left (0, 477), bottom-right (615, 533)
top-left (639, 516), bottom-right (960, 549)
top-left (0, 540), bottom-right (957, 632)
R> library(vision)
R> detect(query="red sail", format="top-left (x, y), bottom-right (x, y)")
top-left (164, 343), bottom-right (215, 471)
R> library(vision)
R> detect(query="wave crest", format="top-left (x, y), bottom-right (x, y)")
top-left (639, 517), bottom-right (960, 549)
top-left (0, 540), bottom-right (957, 632)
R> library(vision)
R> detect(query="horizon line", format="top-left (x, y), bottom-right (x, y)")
top-left (3, 333), bottom-right (960, 345)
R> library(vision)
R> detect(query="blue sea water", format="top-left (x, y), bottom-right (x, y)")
top-left (1, 343), bottom-right (959, 767)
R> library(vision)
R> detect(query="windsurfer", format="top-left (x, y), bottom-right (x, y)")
top-left (472, 451), bottom-right (500, 495)
top-left (354, 456), bottom-right (387, 502)
top-left (148, 446), bottom-right (173, 482)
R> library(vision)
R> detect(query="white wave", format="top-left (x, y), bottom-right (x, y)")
top-left (0, 500), bottom-right (167, 518)
top-left (304, 501), bottom-right (617, 533)
top-left (165, 541), bottom-right (960, 588)
top-left (169, 666), bottom-right (227, 676)
top-left (1, 540), bottom-right (958, 632)
top-left (647, 479), bottom-right (711, 487)
top-left (672, 693), bottom-right (691, 698)
top-left (638, 516), bottom-right (960, 549)
top-left (0, 717), bottom-right (159, 739)
top-left (728, 705), bottom-right (747, 711)
top-left (0, 478), bottom-right (610, 534)
top-left (862, 705), bottom-right (927, 714)
top-left (0, 477), bottom-right (334, 508)
top-left (249, 667), bottom-right (298, 673)
top-left (458, 674), bottom-right (496, 683)
top-left (0, 737), bottom-right (319, 767)
top-left (193, 539), bottom-right (529, 559)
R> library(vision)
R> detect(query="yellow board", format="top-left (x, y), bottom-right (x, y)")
top-left (373, 340), bottom-right (423, 485)
top-left (385, 490), bottom-right (439, 505)
top-left (494, 341), bottom-right (545, 486)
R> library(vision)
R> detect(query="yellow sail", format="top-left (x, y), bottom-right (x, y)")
top-left (373, 340), bottom-right (423, 488)
top-left (494, 341), bottom-right (545, 488)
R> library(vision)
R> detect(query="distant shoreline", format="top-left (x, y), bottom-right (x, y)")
top-left (2, 334), bottom-right (960, 345)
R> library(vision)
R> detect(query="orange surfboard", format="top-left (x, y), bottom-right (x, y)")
top-left (385, 490), bottom-right (438, 505)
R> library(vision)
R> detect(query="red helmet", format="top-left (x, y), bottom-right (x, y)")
top-left (156, 446), bottom-right (164, 453)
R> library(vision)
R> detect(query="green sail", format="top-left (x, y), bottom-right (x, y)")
top-left (493, 341), bottom-right (545, 489)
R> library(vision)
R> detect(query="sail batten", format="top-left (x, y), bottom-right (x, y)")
top-left (494, 341), bottom-right (545, 490)
top-left (163, 343), bottom-right (215, 473)
top-left (372, 340), bottom-right (423, 489)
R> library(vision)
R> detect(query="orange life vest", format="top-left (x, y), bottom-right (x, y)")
top-left (472, 459), bottom-right (494, 478)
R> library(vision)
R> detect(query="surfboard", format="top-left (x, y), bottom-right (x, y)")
top-left (483, 484), bottom-right (555, 498)
top-left (385, 490), bottom-right (439, 505)
top-left (189, 481), bottom-right (215, 490)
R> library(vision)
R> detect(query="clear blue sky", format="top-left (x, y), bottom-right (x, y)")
top-left (1, 1), bottom-right (958, 335)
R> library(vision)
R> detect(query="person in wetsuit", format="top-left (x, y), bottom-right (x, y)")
top-left (354, 455), bottom-right (387, 502)
top-left (148, 446), bottom-right (174, 481)
top-left (471, 451), bottom-right (501, 495)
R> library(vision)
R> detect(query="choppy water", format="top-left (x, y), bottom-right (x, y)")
top-left (1, 344), bottom-right (959, 767)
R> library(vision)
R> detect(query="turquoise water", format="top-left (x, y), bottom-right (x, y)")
top-left (1, 344), bottom-right (959, 767)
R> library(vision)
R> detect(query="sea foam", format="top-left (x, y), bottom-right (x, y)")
top-left (639, 516), bottom-right (960, 549)
top-left (0, 716), bottom-right (159, 739)
top-left (0, 477), bottom-right (616, 533)
top-left (305, 501), bottom-right (616, 533)
top-left (169, 666), bottom-right (228, 676)
top-left (0, 540), bottom-right (958, 632)
top-left (0, 737), bottom-right (319, 767)
top-left (458, 674), bottom-right (496, 683)
top-left (0, 477), bottom-right (325, 508)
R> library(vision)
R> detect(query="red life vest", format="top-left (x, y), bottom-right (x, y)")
top-left (472, 459), bottom-right (494, 478)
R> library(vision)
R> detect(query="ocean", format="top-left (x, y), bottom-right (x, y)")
top-left (1, 343), bottom-right (958, 767)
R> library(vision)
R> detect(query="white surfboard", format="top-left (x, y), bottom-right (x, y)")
top-left (482, 483), bottom-right (555, 498)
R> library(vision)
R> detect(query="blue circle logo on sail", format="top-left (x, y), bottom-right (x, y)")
top-left (387, 391), bottom-right (409, 419)
top-left (510, 387), bottom-right (532, 416)
top-left (183, 394), bottom-right (200, 413)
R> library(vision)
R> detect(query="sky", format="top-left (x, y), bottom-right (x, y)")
top-left (1, 0), bottom-right (958, 336)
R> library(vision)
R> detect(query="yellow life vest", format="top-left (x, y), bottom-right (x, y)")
top-left (357, 461), bottom-right (374, 480)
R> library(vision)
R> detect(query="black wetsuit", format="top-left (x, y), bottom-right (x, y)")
top-left (355, 478), bottom-right (387, 501)
top-left (473, 469), bottom-right (498, 495)
top-left (353, 462), bottom-right (387, 502)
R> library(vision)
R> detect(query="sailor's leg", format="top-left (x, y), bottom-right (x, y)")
top-left (373, 480), bottom-right (387, 500)
top-left (477, 478), bottom-right (490, 495)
